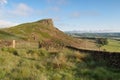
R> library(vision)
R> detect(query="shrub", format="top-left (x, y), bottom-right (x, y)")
top-left (96, 38), bottom-right (108, 45)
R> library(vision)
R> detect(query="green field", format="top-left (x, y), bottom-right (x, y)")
top-left (102, 39), bottom-right (120, 52)
top-left (78, 38), bottom-right (120, 52)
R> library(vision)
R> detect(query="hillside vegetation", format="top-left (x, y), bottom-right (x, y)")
top-left (0, 47), bottom-right (120, 80)
top-left (0, 19), bottom-right (120, 80)
top-left (0, 19), bottom-right (80, 48)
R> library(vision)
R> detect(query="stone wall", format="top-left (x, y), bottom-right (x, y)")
top-left (67, 46), bottom-right (120, 69)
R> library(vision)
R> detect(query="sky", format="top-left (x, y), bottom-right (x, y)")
top-left (0, 0), bottom-right (120, 32)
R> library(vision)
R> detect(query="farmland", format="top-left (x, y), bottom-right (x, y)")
top-left (102, 39), bottom-right (120, 52)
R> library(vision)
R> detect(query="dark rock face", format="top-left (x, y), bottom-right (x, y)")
top-left (37, 19), bottom-right (54, 27)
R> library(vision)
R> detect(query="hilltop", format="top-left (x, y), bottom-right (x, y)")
top-left (0, 19), bottom-right (80, 47)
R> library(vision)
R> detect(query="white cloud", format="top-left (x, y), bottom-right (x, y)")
top-left (10, 3), bottom-right (33, 16)
top-left (0, 0), bottom-right (7, 5)
top-left (0, 20), bottom-right (18, 28)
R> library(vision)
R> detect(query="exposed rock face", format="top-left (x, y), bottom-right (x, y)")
top-left (37, 19), bottom-right (54, 27)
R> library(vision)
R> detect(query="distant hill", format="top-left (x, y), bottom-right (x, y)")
top-left (66, 31), bottom-right (120, 39)
top-left (0, 19), bottom-right (80, 47)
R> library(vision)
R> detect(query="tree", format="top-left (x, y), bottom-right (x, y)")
top-left (96, 38), bottom-right (108, 50)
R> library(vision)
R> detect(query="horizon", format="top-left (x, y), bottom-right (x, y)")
top-left (0, 0), bottom-right (120, 32)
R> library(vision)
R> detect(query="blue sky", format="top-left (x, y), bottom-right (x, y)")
top-left (0, 0), bottom-right (120, 32)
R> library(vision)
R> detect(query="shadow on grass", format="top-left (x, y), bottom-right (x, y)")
top-left (74, 53), bottom-right (120, 80)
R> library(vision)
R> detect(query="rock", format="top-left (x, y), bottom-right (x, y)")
top-left (37, 19), bottom-right (54, 27)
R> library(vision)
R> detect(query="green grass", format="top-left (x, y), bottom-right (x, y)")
top-left (1, 22), bottom-right (52, 40)
top-left (0, 47), bottom-right (120, 80)
top-left (0, 19), bottom-right (81, 48)
top-left (102, 39), bottom-right (120, 52)
top-left (1, 19), bottom-right (119, 79)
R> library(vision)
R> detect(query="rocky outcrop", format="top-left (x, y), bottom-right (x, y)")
top-left (37, 19), bottom-right (54, 27)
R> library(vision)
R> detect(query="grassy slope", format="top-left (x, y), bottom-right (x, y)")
top-left (78, 39), bottom-right (99, 50)
top-left (0, 30), bottom-right (26, 40)
top-left (0, 19), bottom-right (120, 79)
top-left (0, 47), bottom-right (120, 80)
top-left (0, 19), bottom-right (80, 47)
top-left (3, 22), bottom-right (52, 40)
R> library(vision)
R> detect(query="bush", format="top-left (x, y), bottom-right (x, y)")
top-left (96, 38), bottom-right (108, 46)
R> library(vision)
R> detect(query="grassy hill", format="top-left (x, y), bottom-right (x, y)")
top-left (0, 19), bottom-right (80, 48)
top-left (1, 19), bottom-right (54, 40)
top-left (0, 19), bottom-right (120, 80)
